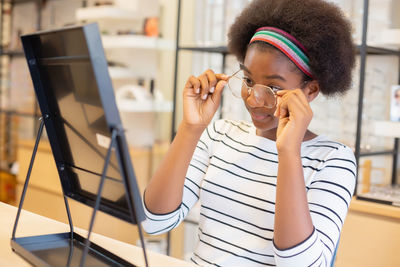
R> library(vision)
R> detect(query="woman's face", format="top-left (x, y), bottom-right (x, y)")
top-left (242, 45), bottom-right (307, 138)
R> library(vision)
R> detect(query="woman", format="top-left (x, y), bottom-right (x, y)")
top-left (143, 0), bottom-right (356, 266)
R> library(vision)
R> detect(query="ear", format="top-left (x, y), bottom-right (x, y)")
top-left (303, 80), bottom-right (320, 102)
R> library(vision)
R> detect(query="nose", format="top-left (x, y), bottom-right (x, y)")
top-left (246, 88), bottom-right (264, 108)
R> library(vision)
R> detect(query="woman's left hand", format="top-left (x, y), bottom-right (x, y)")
top-left (274, 89), bottom-right (313, 153)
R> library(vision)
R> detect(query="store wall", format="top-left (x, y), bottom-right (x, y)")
top-left (6, 0), bottom-right (400, 266)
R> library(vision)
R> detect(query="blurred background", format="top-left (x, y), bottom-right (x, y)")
top-left (0, 0), bottom-right (399, 266)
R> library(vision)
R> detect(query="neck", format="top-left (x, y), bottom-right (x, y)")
top-left (256, 128), bottom-right (317, 142)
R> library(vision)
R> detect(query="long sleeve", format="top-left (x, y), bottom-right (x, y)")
top-left (141, 123), bottom-right (216, 235)
top-left (273, 145), bottom-right (356, 266)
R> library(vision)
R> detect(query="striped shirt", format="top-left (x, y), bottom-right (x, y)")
top-left (142, 119), bottom-right (356, 267)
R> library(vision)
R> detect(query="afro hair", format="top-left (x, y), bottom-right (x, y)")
top-left (227, 0), bottom-right (355, 96)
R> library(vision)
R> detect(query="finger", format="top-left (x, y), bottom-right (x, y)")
top-left (278, 116), bottom-right (289, 129)
top-left (282, 92), bottom-right (311, 120)
top-left (205, 69), bottom-right (217, 94)
top-left (198, 74), bottom-right (210, 100)
top-left (277, 95), bottom-right (289, 118)
top-left (210, 80), bottom-right (227, 105)
top-left (276, 89), bottom-right (311, 119)
top-left (186, 75), bottom-right (201, 94)
top-left (274, 99), bottom-right (281, 117)
top-left (215, 73), bottom-right (229, 81)
top-left (275, 90), bottom-right (289, 117)
top-left (277, 116), bottom-right (289, 138)
top-left (286, 94), bottom-right (306, 116)
top-left (284, 90), bottom-right (310, 114)
top-left (275, 90), bottom-right (290, 96)
top-left (292, 89), bottom-right (309, 106)
top-left (280, 101), bottom-right (288, 119)
top-left (274, 92), bottom-right (286, 117)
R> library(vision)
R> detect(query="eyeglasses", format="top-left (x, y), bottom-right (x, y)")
top-left (227, 69), bottom-right (280, 108)
top-left (227, 69), bottom-right (308, 108)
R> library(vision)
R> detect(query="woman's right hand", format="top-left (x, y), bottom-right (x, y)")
top-left (182, 69), bottom-right (228, 131)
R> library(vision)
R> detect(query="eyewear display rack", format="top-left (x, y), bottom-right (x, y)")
top-left (0, 0), bottom-right (41, 179)
top-left (0, 0), bottom-right (88, 176)
top-left (171, 0), bottom-right (229, 140)
top-left (354, 0), bottom-right (400, 205)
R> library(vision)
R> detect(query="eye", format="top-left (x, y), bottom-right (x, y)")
top-left (243, 77), bottom-right (254, 86)
top-left (269, 85), bottom-right (282, 92)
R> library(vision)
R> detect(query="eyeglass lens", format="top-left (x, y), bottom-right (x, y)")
top-left (227, 70), bottom-right (276, 108)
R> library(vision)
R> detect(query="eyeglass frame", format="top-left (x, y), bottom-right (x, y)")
top-left (227, 68), bottom-right (310, 108)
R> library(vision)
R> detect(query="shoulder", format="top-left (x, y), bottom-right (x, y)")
top-left (304, 136), bottom-right (354, 157)
top-left (304, 136), bottom-right (356, 167)
top-left (304, 136), bottom-right (357, 178)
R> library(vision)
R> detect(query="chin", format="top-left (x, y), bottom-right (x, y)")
top-left (251, 115), bottom-right (278, 132)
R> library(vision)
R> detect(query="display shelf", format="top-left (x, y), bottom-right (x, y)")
top-left (350, 196), bottom-right (400, 219)
top-left (75, 6), bottom-right (144, 22)
top-left (359, 149), bottom-right (397, 157)
top-left (0, 50), bottom-right (24, 57)
top-left (102, 35), bottom-right (175, 50)
top-left (356, 185), bottom-right (400, 206)
top-left (359, 120), bottom-right (400, 157)
top-left (373, 121), bottom-right (400, 138)
top-left (108, 66), bottom-right (137, 80)
top-left (359, 45), bottom-right (400, 56)
top-left (179, 46), bottom-right (229, 54)
top-left (0, 109), bottom-right (39, 118)
top-left (353, 0), bottom-right (400, 202)
top-left (117, 100), bottom-right (172, 113)
top-left (379, 29), bottom-right (400, 49)
top-left (4, 0), bottom-right (36, 4)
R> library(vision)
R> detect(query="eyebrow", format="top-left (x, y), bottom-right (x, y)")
top-left (239, 63), bottom-right (287, 82)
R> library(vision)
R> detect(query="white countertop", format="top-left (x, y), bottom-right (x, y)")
top-left (0, 201), bottom-right (196, 267)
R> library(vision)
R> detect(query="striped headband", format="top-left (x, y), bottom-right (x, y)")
top-left (249, 27), bottom-right (313, 78)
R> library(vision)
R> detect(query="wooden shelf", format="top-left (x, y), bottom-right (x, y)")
top-left (379, 28), bottom-right (400, 49)
top-left (0, 50), bottom-right (24, 56)
top-left (108, 67), bottom-right (137, 80)
top-left (76, 6), bottom-right (144, 21)
top-left (179, 46), bottom-right (228, 54)
top-left (117, 100), bottom-right (172, 113)
top-left (0, 109), bottom-right (39, 118)
top-left (373, 120), bottom-right (400, 138)
top-left (350, 197), bottom-right (400, 219)
top-left (102, 35), bottom-right (174, 50)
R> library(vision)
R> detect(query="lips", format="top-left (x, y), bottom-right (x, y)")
top-left (249, 111), bottom-right (272, 120)
top-left (245, 103), bottom-right (276, 121)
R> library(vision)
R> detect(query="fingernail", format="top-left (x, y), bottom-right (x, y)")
top-left (195, 88), bottom-right (200, 94)
top-left (202, 94), bottom-right (208, 100)
top-left (210, 87), bottom-right (215, 93)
